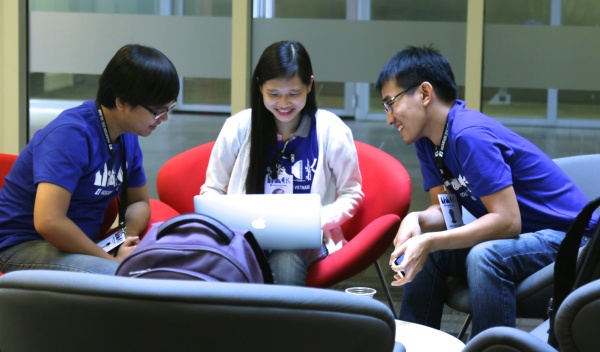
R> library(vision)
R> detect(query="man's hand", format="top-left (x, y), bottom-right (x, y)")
top-left (390, 234), bottom-right (432, 286)
top-left (116, 236), bottom-right (140, 262)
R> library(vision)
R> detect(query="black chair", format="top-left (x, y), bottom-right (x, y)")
top-left (462, 278), bottom-right (600, 352)
top-left (0, 270), bottom-right (404, 352)
top-left (446, 154), bottom-right (600, 340)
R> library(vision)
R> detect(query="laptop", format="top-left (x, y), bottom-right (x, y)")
top-left (193, 193), bottom-right (323, 250)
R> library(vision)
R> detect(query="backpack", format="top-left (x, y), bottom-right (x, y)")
top-left (116, 213), bottom-right (273, 284)
top-left (548, 195), bottom-right (600, 348)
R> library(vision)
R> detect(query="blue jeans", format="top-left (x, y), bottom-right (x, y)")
top-left (399, 229), bottom-right (569, 337)
top-left (0, 240), bottom-right (119, 275)
top-left (267, 245), bottom-right (328, 286)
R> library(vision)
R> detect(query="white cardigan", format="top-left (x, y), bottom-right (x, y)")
top-left (200, 109), bottom-right (363, 250)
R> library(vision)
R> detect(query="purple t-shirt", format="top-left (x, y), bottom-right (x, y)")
top-left (0, 100), bottom-right (146, 249)
top-left (416, 100), bottom-right (597, 233)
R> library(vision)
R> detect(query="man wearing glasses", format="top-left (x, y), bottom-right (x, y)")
top-left (0, 44), bottom-right (179, 276)
top-left (375, 46), bottom-right (597, 338)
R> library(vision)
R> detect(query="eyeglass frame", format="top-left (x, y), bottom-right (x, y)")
top-left (141, 101), bottom-right (177, 120)
top-left (382, 83), bottom-right (421, 113)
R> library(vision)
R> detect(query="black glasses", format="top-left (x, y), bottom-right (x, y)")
top-left (142, 101), bottom-right (177, 120)
top-left (382, 84), bottom-right (420, 113)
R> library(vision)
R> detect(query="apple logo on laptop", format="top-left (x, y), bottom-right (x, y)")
top-left (251, 217), bottom-right (266, 230)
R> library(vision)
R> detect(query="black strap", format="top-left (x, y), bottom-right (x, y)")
top-left (117, 143), bottom-right (127, 230)
top-left (242, 231), bottom-right (274, 284)
top-left (156, 213), bottom-right (235, 243)
top-left (96, 101), bottom-right (127, 231)
top-left (548, 195), bottom-right (600, 347)
top-left (434, 118), bottom-right (454, 185)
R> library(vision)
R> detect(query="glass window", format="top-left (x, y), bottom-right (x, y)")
top-left (274, 0), bottom-right (346, 19)
top-left (483, 0), bottom-right (600, 124)
top-left (183, 1), bottom-right (231, 17)
top-left (254, 0), bottom-right (468, 119)
top-left (29, 0), bottom-right (163, 14)
top-left (368, 0), bottom-right (468, 118)
top-left (29, 0), bottom-right (233, 139)
top-left (371, 0), bottom-right (467, 22)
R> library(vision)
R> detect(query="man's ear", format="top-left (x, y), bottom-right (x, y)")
top-left (115, 98), bottom-right (125, 111)
top-left (420, 82), bottom-right (434, 106)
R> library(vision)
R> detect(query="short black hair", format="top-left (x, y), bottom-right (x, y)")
top-left (97, 44), bottom-right (179, 108)
top-left (375, 45), bottom-right (457, 103)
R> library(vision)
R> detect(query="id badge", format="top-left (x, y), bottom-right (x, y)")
top-left (438, 193), bottom-right (464, 229)
top-left (97, 229), bottom-right (126, 252)
top-left (265, 169), bottom-right (293, 194)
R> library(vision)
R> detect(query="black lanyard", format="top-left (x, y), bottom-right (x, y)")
top-left (434, 118), bottom-right (454, 186)
top-left (269, 138), bottom-right (296, 180)
top-left (96, 101), bottom-right (128, 231)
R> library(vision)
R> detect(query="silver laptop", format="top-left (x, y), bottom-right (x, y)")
top-left (193, 193), bottom-right (323, 250)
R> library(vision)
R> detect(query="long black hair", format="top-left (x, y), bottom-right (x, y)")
top-left (245, 41), bottom-right (317, 194)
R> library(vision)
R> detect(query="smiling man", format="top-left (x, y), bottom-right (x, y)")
top-left (375, 45), bottom-right (598, 337)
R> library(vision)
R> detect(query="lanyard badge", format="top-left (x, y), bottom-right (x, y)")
top-left (434, 119), bottom-right (464, 229)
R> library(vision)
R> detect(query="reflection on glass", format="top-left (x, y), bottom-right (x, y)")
top-left (315, 82), bottom-right (345, 109)
top-left (371, 0), bottom-right (466, 22)
top-left (29, 0), bottom-right (162, 14)
top-left (274, 0), bottom-right (345, 19)
top-left (183, 78), bottom-right (230, 106)
top-left (183, 1), bottom-right (231, 16)
top-left (558, 89), bottom-right (600, 120)
top-left (485, 1), bottom-right (549, 25)
top-left (482, 87), bottom-right (547, 119)
top-left (30, 73), bottom-right (98, 100)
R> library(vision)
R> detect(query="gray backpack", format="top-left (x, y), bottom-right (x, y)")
top-left (116, 213), bottom-right (273, 283)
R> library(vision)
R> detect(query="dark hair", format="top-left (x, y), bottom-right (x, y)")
top-left (96, 44), bottom-right (180, 108)
top-left (375, 45), bottom-right (457, 103)
top-left (245, 41), bottom-right (317, 194)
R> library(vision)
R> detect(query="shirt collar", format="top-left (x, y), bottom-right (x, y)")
top-left (276, 113), bottom-right (311, 141)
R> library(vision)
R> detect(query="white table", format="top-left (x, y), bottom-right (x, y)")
top-left (395, 320), bottom-right (465, 352)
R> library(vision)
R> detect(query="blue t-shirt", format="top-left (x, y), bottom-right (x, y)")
top-left (416, 100), bottom-right (598, 233)
top-left (0, 100), bottom-right (146, 249)
top-left (267, 114), bottom-right (318, 194)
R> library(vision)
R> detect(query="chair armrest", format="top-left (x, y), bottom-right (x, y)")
top-left (462, 326), bottom-right (557, 352)
top-left (555, 279), bottom-right (600, 352)
top-left (515, 261), bottom-right (555, 318)
top-left (142, 199), bottom-right (180, 238)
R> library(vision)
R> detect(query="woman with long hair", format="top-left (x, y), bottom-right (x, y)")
top-left (201, 41), bottom-right (363, 285)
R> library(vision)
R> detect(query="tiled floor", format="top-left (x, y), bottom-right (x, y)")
top-left (138, 111), bottom-right (600, 342)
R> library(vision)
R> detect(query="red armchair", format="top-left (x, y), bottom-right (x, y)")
top-left (155, 141), bottom-right (412, 315)
top-left (0, 153), bottom-right (18, 189)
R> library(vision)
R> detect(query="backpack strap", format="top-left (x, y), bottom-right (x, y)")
top-left (548, 196), bottom-right (600, 347)
top-left (156, 213), bottom-right (235, 243)
top-left (242, 231), bottom-right (274, 284)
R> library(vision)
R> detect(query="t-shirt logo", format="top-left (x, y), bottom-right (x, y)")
top-left (444, 174), bottom-right (477, 201)
top-left (93, 163), bottom-right (122, 195)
